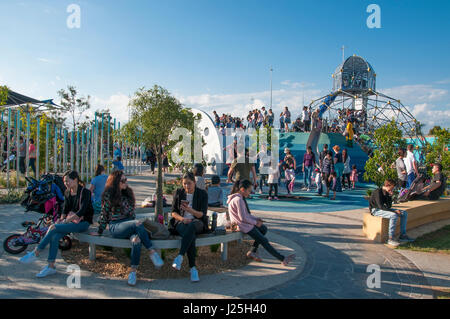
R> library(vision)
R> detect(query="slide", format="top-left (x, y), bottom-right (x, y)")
top-left (307, 92), bottom-right (338, 161)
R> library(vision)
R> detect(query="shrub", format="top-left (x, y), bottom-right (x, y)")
top-left (0, 189), bottom-right (25, 204)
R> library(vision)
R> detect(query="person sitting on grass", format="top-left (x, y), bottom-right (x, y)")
top-left (227, 179), bottom-right (296, 265)
top-left (207, 175), bottom-right (223, 207)
top-left (95, 170), bottom-right (164, 286)
top-left (19, 171), bottom-right (93, 278)
top-left (369, 179), bottom-right (415, 247)
top-left (170, 172), bottom-right (209, 282)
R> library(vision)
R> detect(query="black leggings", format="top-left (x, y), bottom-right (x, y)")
top-left (246, 225), bottom-right (284, 262)
top-left (269, 183), bottom-right (278, 197)
top-left (176, 220), bottom-right (204, 268)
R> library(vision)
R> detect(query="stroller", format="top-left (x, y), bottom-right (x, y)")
top-left (1, 151), bottom-right (16, 172)
top-left (2, 174), bottom-right (71, 254)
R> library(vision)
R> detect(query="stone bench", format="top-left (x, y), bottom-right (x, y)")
top-left (73, 227), bottom-right (245, 262)
top-left (362, 197), bottom-right (450, 243)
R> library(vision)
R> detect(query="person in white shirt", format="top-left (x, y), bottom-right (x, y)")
top-left (405, 144), bottom-right (418, 188)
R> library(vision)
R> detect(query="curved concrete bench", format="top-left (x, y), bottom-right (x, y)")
top-left (362, 197), bottom-right (450, 242)
top-left (73, 228), bottom-right (244, 261)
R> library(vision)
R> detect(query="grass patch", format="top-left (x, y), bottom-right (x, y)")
top-left (397, 225), bottom-right (450, 254)
top-left (0, 189), bottom-right (25, 204)
top-left (435, 288), bottom-right (450, 299)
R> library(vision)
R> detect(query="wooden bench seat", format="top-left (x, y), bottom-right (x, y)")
top-left (73, 227), bottom-right (245, 262)
top-left (362, 197), bottom-right (450, 242)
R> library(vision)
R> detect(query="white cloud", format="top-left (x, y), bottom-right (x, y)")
top-left (90, 93), bottom-right (131, 124)
top-left (281, 80), bottom-right (316, 89)
top-left (407, 103), bottom-right (450, 132)
top-left (379, 84), bottom-right (448, 103)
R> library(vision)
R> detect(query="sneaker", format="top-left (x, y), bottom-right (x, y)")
top-left (150, 251), bottom-right (164, 268)
top-left (258, 190), bottom-right (263, 194)
top-left (282, 254), bottom-right (296, 266)
top-left (128, 271), bottom-right (137, 286)
top-left (190, 267), bottom-right (200, 282)
top-left (306, 188), bottom-right (311, 192)
top-left (246, 251), bottom-right (262, 262)
top-left (387, 239), bottom-right (400, 247)
top-left (36, 265), bottom-right (57, 278)
top-left (399, 234), bottom-right (415, 243)
top-left (274, 197), bottom-right (279, 200)
top-left (268, 196), bottom-right (273, 200)
top-left (172, 255), bottom-right (183, 271)
top-left (19, 251), bottom-right (38, 264)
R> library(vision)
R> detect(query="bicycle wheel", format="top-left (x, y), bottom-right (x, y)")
top-left (3, 234), bottom-right (28, 254)
top-left (59, 236), bottom-right (72, 251)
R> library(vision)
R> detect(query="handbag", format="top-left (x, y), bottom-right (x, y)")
top-left (67, 188), bottom-right (85, 224)
top-left (143, 218), bottom-right (170, 239)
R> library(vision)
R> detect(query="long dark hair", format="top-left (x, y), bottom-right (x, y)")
top-left (102, 171), bottom-right (135, 209)
top-left (63, 170), bottom-right (85, 187)
top-left (231, 179), bottom-right (252, 195)
top-left (342, 148), bottom-right (348, 162)
top-left (95, 164), bottom-right (105, 177)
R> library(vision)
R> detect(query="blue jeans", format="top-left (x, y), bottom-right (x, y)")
top-left (371, 208), bottom-right (408, 239)
top-left (109, 218), bottom-right (153, 267)
top-left (406, 172), bottom-right (416, 188)
top-left (334, 162), bottom-right (344, 192)
top-left (38, 221), bottom-right (89, 262)
top-left (303, 166), bottom-right (313, 188)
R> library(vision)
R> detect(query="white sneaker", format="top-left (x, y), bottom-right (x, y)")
top-left (387, 239), bottom-right (400, 247)
top-left (128, 271), bottom-right (137, 286)
top-left (36, 265), bottom-right (57, 278)
top-left (190, 267), bottom-right (200, 282)
top-left (19, 251), bottom-right (38, 264)
top-left (172, 255), bottom-right (183, 271)
top-left (150, 251), bottom-right (164, 268)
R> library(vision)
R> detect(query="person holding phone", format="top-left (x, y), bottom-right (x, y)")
top-left (170, 172), bottom-right (209, 282)
top-left (227, 179), bottom-right (295, 266)
top-left (19, 171), bottom-right (93, 277)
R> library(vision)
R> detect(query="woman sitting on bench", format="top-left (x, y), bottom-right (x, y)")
top-left (227, 179), bottom-right (295, 266)
top-left (170, 172), bottom-right (209, 282)
top-left (96, 170), bottom-right (164, 286)
top-left (20, 170), bottom-right (93, 277)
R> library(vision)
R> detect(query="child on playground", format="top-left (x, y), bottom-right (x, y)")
top-left (112, 156), bottom-right (124, 172)
top-left (267, 161), bottom-right (280, 200)
top-left (283, 163), bottom-right (296, 194)
top-left (328, 171), bottom-right (337, 200)
top-left (314, 168), bottom-right (323, 196)
top-left (350, 165), bottom-right (358, 189)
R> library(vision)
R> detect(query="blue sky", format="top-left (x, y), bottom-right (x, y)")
top-left (1, 0), bottom-right (449, 131)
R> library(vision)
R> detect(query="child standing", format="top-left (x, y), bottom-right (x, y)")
top-left (350, 165), bottom-right (358, 189)
top-left (284, 156), bottom-right (296, 194)
top-left (267, 162), bottom-right (280, 200)
top-left (328, 171), bottom-right (337, 200)
top-left (314, 168), bottom-right (323, 196)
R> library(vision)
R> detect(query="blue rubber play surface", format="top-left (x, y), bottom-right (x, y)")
top-left (222, 183), bottom-right (376, 213)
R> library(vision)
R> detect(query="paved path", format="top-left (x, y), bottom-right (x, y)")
top-left (1, 170), bottom-right (449, 298)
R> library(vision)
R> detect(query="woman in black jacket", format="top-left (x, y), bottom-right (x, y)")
top-left (170, 172), bottom-right (208, 282)
top-left (19, 171), bottom-right (93, 278)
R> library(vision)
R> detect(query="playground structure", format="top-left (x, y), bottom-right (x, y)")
top-left (307, 55), bottom-right (426, 159)
top-left (0, 90), bottom-right (144, 189)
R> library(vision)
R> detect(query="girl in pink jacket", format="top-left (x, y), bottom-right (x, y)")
top-left (227, 179), bottom-right (296, 266)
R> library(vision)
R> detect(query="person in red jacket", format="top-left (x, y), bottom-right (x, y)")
top-left (227, 179), bottom-right (296, 265)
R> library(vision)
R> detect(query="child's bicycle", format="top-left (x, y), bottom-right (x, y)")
top-left (3, 212), bottom-right (72, 254)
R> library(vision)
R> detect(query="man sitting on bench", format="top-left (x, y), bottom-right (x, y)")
top-left (369, 179), bottom-right (415, 247)
top-left (411, 163), bottom-right (446, 201)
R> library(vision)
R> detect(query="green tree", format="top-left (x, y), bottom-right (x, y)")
top-left (57, 85), bottom-right (91, 132)
top-left (425, 127), bottom-right (450, 177)
top-left (364, 120), bottom-right (407, 187)
top-left (0, 85), bottom-right (8, 106)
top-left (428, 126), bottom-right (443, 136)
top-left (128, 85), bottom-right (195, 219)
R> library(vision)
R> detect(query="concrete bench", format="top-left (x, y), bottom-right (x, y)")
top-left (362, 197), bottom-right (450, 243)
top-left (73, 227), bottom-right (245, 262)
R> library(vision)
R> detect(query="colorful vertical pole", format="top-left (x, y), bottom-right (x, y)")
top-left (6, 109), bottom-right (11, 188)
top-left (26, 112), bottom-right (30, 177)
top-left (45, 122), bottom-right (49, 173)
top-left (70, 131), bottom-right (74, 170)
top-left (53, 124), bottom-right (57, 173)
top-left (16, 110), bottom-right (20, 188)
top-left (36, 116), bottom-right (40, 178)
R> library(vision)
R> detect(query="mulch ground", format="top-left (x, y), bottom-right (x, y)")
top-left (62, 239), bottom-right (254, 280)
